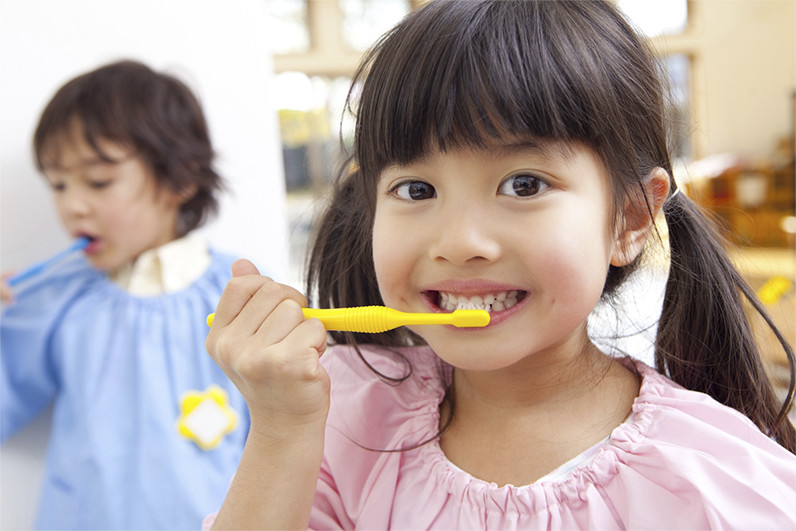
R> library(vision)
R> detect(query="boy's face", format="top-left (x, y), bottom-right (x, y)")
top-left (43, 129), bottom-right (184, 272)
top-left (372, 141), bottom-right (621, 372)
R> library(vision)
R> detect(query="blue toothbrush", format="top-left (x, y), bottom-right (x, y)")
top-left (7, 236), bottom-right (91, 287)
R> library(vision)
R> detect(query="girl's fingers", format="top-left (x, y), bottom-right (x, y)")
top-left (206, 257), bottom-right (328, 371)
top-left (253, 298), bottom-right (309, 346)
top-left (264, 307), bottom-right (329, 361)
top-left (210, 258), bottom-right (305, 334)
top-left (209, 274), bottom-right (274, 331)
top-left (245, 318), bottom-right (329, 385)
top-left (208, 291), bottom-right (330, 422)
top-left (231, 280), bottom-right (308, 337)
top-left (208, 285), bottom-right (297, 370)
top-left (236, 319), bottom-right (331, 419)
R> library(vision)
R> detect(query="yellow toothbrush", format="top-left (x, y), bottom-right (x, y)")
top-left (206, 306), bottom-right (490, 332)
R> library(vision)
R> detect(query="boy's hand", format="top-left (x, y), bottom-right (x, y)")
top-left (1, 272), bottom-right (16, 305)
top-left (205, 259), bottom-right (331, 436)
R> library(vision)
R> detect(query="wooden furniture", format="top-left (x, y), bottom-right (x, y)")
top-left (686, 156), bottom-right (795, 248)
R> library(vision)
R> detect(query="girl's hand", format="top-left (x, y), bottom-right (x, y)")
top-left (1, 272), bottom-right (15, 305)
top-left (205, 258), bottom-right (331, 435)
top-left (206, 259), bottom-right (330, 529)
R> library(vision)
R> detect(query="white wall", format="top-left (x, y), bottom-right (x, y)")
top-left (0, 1), bottom-right (288, 528)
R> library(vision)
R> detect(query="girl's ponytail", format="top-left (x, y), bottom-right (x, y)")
top-left (657, 191), bottom-right (796, 452)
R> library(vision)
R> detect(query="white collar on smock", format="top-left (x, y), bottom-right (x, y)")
top-left (108, 232), bottom-right (211, 296)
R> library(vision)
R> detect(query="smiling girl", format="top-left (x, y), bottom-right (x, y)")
top-left (1, 60), bottom-right (248, 529)
top-left (204, 1), bottom-right (796, 529)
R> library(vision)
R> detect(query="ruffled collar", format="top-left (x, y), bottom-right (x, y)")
top-left (408, 354), bottom-right (671, 510)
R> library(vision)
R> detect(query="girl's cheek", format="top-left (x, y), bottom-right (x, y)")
top-left (372, 237), bottom-right (409, 304)
top-left (373, 254), bottom-right (398, 304)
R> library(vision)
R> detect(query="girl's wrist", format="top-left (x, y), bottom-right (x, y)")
top-left (247, 407), bottom-right (329, 445)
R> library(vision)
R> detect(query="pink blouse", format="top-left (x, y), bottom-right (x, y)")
top-left (308, 345), bottom-right (796, 530)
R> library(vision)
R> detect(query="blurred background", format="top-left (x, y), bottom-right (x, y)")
top-left (1, 0), bottom-right (794, 528)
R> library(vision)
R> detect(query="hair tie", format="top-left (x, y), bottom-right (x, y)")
top-left (667, 186), bottom-right (681, 202)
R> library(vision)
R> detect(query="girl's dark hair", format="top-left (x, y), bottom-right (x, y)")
top-left (33, 59), bottom-right (224, 235)
top-left (307, 0), bottom-right (795, 452)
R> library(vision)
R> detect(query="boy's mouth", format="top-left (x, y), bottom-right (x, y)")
top-left (429, 290), bottom-right (527, 313)
top-left (76, 233), bottom-right (99, 253)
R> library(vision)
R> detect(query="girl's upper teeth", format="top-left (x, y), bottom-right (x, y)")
top-left (439, 290), bottom-right (521, 313)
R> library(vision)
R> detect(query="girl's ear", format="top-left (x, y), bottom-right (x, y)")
top-left (610, 167), bottom-right (671, 266)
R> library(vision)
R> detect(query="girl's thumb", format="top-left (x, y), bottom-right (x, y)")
top-left (230, 258), bottom-right (260, 277)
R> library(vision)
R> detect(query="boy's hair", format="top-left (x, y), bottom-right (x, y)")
top-left (307, 0), bottom-right (795, 451)
top-left (33, 59), bottom-right (223, 235)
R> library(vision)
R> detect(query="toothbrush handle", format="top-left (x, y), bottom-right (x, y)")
top-left (302, 306), bottom-right (404, 333)
top-left (206, 307), bottom-right (487, 330)
top-left (6, 263), bottom-right (48, 287)
top-left (7, 237), bottom-right (91, 287)
top-left (206, 307), bottom-right (400, 331)
top-left (301, 307), bottom-right (471, 332)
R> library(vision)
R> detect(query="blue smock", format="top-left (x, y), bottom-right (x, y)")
top-left (1, 250), bottom-right (248, 529)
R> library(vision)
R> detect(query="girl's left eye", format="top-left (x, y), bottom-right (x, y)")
top-left (391, 180), bottom-right (436, 201)
top-left (498, 173), bottom-right (549, 197)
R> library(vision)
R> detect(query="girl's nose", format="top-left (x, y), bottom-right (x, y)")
top-left (428, 206), bottom-right (502, 265)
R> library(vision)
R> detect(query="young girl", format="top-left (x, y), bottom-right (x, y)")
top-left (1, 60), bottom-right (249, 529)
top-left (205, 1), bottom-right (796, 528)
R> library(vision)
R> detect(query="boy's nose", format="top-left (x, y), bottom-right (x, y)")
top-left (428, 205), bottom-right (501, 265)
top-left (60, 188), bottom-right (92, 217)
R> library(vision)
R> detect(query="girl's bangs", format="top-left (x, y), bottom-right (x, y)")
top-left (354, 1), bottom-right (616, 178)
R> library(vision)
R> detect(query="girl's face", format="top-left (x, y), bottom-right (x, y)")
top-left (373, 141), bottom-right (621, 371)
top-left (43, 130), bottom-right (183, 272)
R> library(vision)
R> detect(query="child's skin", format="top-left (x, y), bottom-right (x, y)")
top-left (207, 259), bottom-right (329, 529)
top-left (206, 139), bottom-right (670, 528)
top-left (0, 274), bottom-right (13, 304)
top-left (1, 118), bottom-right (191, 303)
top-left (45, 119), bottom-right (189, 272)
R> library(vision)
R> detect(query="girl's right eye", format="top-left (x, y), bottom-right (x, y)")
top-left (390, 180), bottom-right (436, 201)
top-left (49, 182), bottom-right (66, 192)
